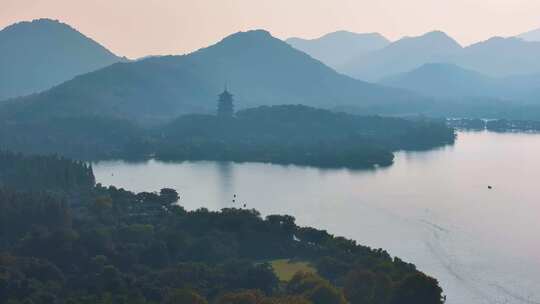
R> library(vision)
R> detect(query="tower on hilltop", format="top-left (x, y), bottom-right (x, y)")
top-left (217, 87), bottom-right (234, 118)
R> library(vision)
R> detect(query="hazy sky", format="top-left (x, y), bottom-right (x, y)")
top-left (2, 0), bottom-right (539, 58)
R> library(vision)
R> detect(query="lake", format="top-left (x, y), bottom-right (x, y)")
top-left (94, 131), bottom-right (540, 304)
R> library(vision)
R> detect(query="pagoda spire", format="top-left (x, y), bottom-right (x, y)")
top-left (217, 87), bottom-right (234, 118)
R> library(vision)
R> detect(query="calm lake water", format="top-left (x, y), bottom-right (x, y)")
top-left (94, 131), bottom-right (540, 304)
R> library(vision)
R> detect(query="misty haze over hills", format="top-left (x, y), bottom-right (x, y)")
top-left (3, 12), bottom-right (540, 304)
top-left (379, 63), bottom-right (495, 99)
top-left (293, 30), bottom-right (540, 89)
top-left (2, 19), bottom-right (540, 123)
top-left (1, 29), bottom-right (421, 124)
top-left (342, 33), bottom-right (540, 81)
top-left (456, 37), bottom-right (540, 77)
top-left (0, 19), bottom-right (124, 100)
top-left (379, 63), bottom-right (540, 101)
top-left (286, 31), bottom-right (390, 69)
top-left (284, 29), bottom-right (540, 105)
top-left (339, 31), bottom-right (462, 81)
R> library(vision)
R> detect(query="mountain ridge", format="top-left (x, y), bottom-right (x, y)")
top-left (379, 63), bottom-right (494, 99)
top-left (0, 18), bottom-right (125, 101)
top-left (518, 27), bottom-right (540, 41)
top-left (1, 29), bottom-right (424, 125)
top-left (340, 31), bottom-right (463, 81)
top-left (380, 63), bottom-right (540, 101)
top-left (456, 36), bottom-right (540, 76)
top-left (286, 31), bottom-right (390, 69)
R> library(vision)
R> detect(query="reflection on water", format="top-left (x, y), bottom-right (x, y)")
top-left (215, 161), bottom-right (234, 207)
top-left (94, 131), bottom-right (540, 304)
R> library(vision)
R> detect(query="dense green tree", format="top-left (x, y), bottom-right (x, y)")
top-left (0, 151), bottom-right (445, 304)
top-left (217, 290), bottom-right (264, 304)
top-left (287, 272), bottom-right (346, 304)
top-left (159, 188), bottom-right (180, 205)
top-left (165, 288), bottom-right (207, 304)
top-left (391, 273), bottom-right (444, 304)
top-left (344, 270), bottom-right (392, 304)
top-left (0, 150), bottom-right (94, 192)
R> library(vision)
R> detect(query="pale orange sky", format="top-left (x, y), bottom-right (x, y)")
top-left (2, 0), bottom-right (539, 59)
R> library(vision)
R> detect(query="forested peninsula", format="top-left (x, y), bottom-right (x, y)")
top-left (0, 105), bottom-right (455, 169)
top-left (0, 151), bottom-right (445, 304)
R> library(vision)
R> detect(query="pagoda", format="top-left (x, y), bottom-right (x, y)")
top-left (217, 88), bottom-right (234, 118)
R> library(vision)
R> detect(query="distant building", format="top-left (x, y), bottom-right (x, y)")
top-left (217, 88), bottom-right (235, 118)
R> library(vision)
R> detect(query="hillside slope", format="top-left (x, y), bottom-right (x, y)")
top-left (1, 30), bottom-right (422, 124)
top-left (0, 19), bottom-right (123, 100)
top-left (380, 63), bottom-right (540, 102)
top-left (286, 31), bottom-right (390, 69)
top-left (341, 31), bottom-right (462, 81)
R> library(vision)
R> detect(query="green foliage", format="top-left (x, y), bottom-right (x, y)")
top-left (165, 288), bottom-right (207, 304)
top-left (0, 150), bottom-right (94, 191)
top-left (486, 119), bottom-right (540, 132)
top-left (217, 290), bottom-right (265, 304)
top-left (156, 105), bottom-right (454, 168)
top-left (344, 269), bottom-right (392, 304)
top-left (159, 188), bottom-right (180, 205)
top-left (0, 105), bottom-right (455, 169)
top-left (0, 151), bottom-right (445, 304)
top-left (270, 259), bottom-right (317, 282)
top-left (216, 290), bottom-right (314, 304)
top-left (0, 188), bottom-right (72, 245)
top-left (391, 273), bottom-right (444, 304)
top-left (0, 116), bottom-right (143, 160)
top-left (0, 29), bottom-right (423, 123)
top-left (287, 272), bottom-right (346, 304)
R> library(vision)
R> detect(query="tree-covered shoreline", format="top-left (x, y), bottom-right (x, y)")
top-left (0, 151), bottom-right (445, 304)
top-left (0, 105), bottom-right (456, 169)
top-left (153, 105), bottom-right (455, 169)
top-left (447, 118), bottom-right (540, 132)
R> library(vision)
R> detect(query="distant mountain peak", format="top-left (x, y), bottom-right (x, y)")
top-left (2, 18), bottom-right (76, 33)
top-left (398, 31), bottom-right (462, 49)
top-left (191, 29), bottom-right (291, 59)
top-left (423, 30), bottom-right (450, 37)
top-left (484, 36), bottom-right (516, 43)
top-left (3, 17), bottom-right (56, 27)
top-left (466, 35), bottom-right (540, 50)
top-left (1, 27), bottom-right (420, 124)
top-left (221, 29), bottom-right (273, 41)
top-left (0, 18), bottom-right (123, 100)
top-left (207, 29), bottom-right (280, 50)
top-left (312, 30), bottom-right (388, 41)
top-left (24, 18), bottom-right (62, 24)
top-left (285, 30), bottom-right (390, 69)
top-left (341, 31), bottom-right (462, 81)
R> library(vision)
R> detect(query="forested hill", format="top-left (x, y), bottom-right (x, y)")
top-left (0, 150), bottom-right (445, 304)
top-left (0, 30), bottom-right (425, 124)
top-left (0, 150), bottom-right (94, 192)
top-left (0, 105), bottom-right (455, 168)
top-left (0, 19), bottom-right (123, 100)
top-left (156, 105), bottom-right (456, 168)
top-left (0, 116), bottom-right (142, 160)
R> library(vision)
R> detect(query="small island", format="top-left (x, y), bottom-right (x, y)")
top-left (0, 89), bottom-right (456, 169)
top-left (149, 90), bottom-right (456, 169)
